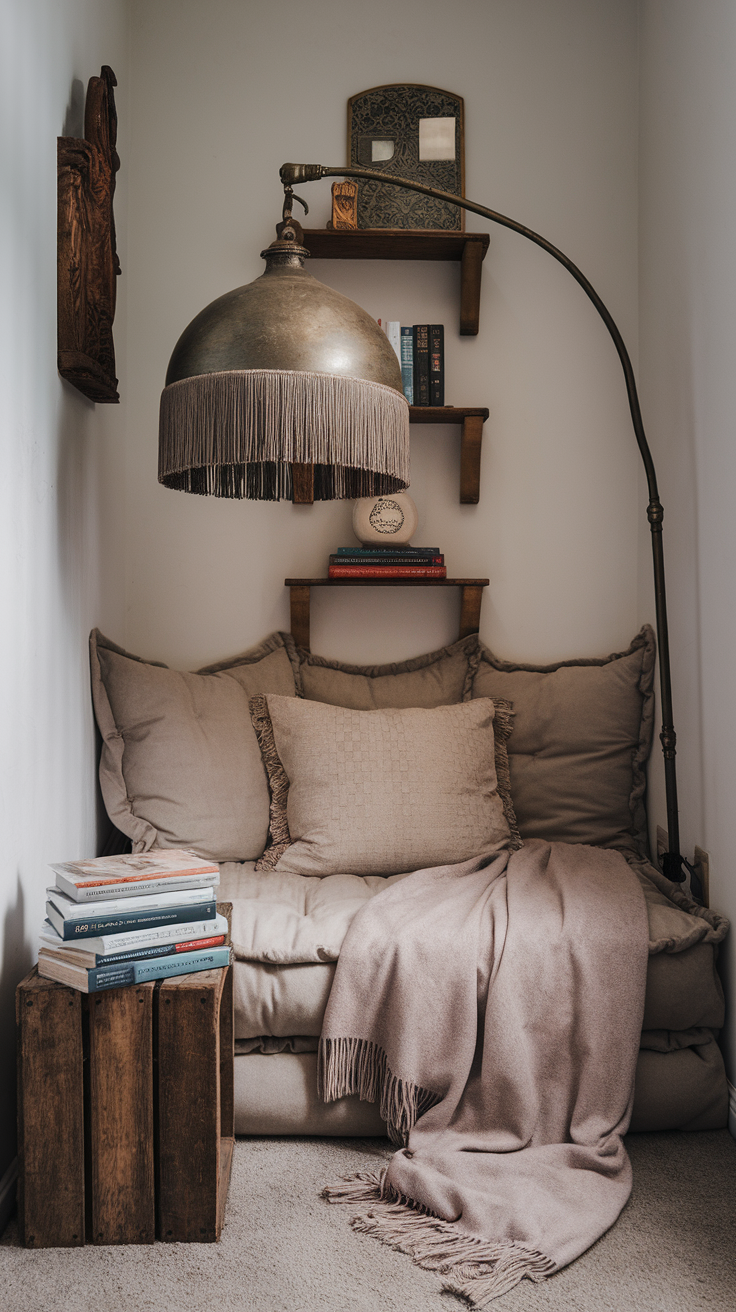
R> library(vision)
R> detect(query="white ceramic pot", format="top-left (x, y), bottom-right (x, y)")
top-left (352, 493), bottom-right (419, 545)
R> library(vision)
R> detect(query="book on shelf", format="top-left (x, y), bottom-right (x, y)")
top-left (400, 326), bottom-right (414, 403)
top-left (429, 324), bottom-right (445, 406)
top-left (50, 848), bottom-right (219, 903)
top-left (329, 554), bottom-right (444, 567)
top-left (37, 943), bottom-right (232, 994)
top-left (413, 324), bottom-right (430, 407)
top-left (39, 912), bottom-right (228, 968)
top-left (386, 320), bottom-right (401, 363)
top-left (328, 565), bottom-right (447, 579)
top-left (335, 546), bottom-right (441, 557)
top-left (46, 887), bottom-right (218, 940)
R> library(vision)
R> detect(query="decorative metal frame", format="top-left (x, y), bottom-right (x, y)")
top-left (279, 161), bottom-right (694, 892)
top-left (348, 84), bottom-right (464, 230)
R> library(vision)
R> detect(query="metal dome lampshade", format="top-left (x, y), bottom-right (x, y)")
top-left (158, 202), bottom-right (409, 502)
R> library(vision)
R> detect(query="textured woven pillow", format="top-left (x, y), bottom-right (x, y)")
top-left (296, 633), bottom-right (481, 709)
top-left (90, 630), bottom-right (300, 861)
top-left (471, 626), bottom-right (656, 855)
top-left (250, 694), bottom-right (517, 877)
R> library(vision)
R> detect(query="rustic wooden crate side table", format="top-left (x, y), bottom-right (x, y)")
top-left (156, 964), bottom-right (234, 1242)
top-left (16, 910), bottom-right (233, 1248)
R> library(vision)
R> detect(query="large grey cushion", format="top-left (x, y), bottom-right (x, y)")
top-left (471, 626), bottom-right (656, 853)
top-left (296, 633), bottom-right (481, 709)
top-left (90, 629), bottom-right (299, 861)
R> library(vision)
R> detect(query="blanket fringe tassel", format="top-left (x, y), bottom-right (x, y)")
top-left (318, 1036), bottom-right (439, 1145)
top-left (322, 1171), bottom-right (555, 1307)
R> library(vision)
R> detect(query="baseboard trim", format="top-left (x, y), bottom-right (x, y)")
top-left (0, 1157), bottom-right (18, 1235)
top-left (728, 1081), bottom-right (736, 1141)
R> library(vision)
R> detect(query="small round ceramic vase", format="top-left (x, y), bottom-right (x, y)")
top-left (352, 492), bottom-right (419, 545)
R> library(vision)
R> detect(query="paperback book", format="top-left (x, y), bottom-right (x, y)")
top-left (38, 912), bottom-right (223, 960)
top-left (51, 848), bottom-right (219, 903)
top-left (39, 912), bottom-right (228, 968)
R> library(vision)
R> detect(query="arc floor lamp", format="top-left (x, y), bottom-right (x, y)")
top-left (158, 161), bottom-right (695, 896)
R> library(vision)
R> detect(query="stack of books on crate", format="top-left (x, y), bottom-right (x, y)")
top-left (37, 849), bottom-right (230, 994)
top-left (379, 321), bottom-right (444, 407)
top-left (328, 546), bottom-right (447, 579)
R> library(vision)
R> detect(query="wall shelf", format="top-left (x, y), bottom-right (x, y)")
top-left (302, 229), bottom-right (490, 336)
top-left (285, 577), bottom-right (489, 651)
top-left (409, 407), bottom-right (489, 504)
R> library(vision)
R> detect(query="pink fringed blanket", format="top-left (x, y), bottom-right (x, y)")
top-left (319, 839), bottom-right (649, 1305)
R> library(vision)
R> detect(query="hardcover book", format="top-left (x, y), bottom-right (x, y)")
top-left (413, 325), bottom-right (430, 407)
top-left (329, 554), bottom-right (444, 567)
top-left (37, 943), bottom-right (231, 993)
top-left (336, 546), bottom-right (441, 556)
top-left (328, 566), bottom-right (447, 579)
top-left (46, 896), bottom-right (218, 941)
top-left (400, 326), bottom-right (414, 403)
top-left (429, 324), bottom-right (445, 406)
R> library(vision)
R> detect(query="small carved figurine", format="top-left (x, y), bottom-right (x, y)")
top-left (330, 180), bottom-right (358, 230)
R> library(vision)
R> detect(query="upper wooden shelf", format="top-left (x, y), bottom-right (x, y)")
top-left (301, 229), bottom-right (490, 336)
top-left (409, 407), bottom-right (489, 504)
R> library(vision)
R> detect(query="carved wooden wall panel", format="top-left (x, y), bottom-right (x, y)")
top-left (57, 66), bottom-right (121, 402)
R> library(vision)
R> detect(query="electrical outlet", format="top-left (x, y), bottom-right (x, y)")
top-left (656, 826), bottom-right (668, 868)
top-left (693, 846), bottom-right (710, 908)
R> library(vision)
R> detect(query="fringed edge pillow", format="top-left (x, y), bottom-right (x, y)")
top-left (250, 694), bottom-right (521, 878)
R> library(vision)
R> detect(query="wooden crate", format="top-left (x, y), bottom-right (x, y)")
top-left (16, 924), bottom-right (233, 1247)
top-left (156, 964), bottom-right (234, 1242)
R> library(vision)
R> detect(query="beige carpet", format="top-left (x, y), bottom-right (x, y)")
top-left (2, 1131), bottom-right (735, 1311)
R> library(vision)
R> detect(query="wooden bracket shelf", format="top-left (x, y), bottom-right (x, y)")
top-left (286, 577), bottom-right (489, 652)
top-left (290, 407), bottom-right (488, 507)
top-left (302, 229), bottom-right (490, 336)
top-left (409, 407), bottom-right (489, 504)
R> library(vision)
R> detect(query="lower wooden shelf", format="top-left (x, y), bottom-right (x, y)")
top-left (285, 577), bottom-right (489, 652)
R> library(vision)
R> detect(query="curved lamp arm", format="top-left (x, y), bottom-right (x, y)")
top-left (280, 162), bottom-right (691, 890)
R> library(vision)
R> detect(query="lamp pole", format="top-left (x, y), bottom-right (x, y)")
top-left (280, 162), bottom-right (693, 892)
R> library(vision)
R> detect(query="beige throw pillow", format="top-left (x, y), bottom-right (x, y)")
top-left (471, 626), bottom-right (655, 854)
top-left (90, 630), bottom-right (300, 861)
top-left (250, 694), bottom-right (515, 877)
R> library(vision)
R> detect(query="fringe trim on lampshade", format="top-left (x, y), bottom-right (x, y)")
top-left (158, 369), bottom-right (410, 500)
top-left (318, 1036), bottom-right (440, 1147)
top-left (321, 1168), bottom-right (556, 1306)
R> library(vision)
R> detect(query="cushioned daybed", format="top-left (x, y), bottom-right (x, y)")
top-left (89, 626), bottom-right (729, 1139)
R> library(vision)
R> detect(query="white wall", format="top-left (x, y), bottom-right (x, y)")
top-left (125, 0), bottom-right (641, 671)
top-left (0, 0), bottom-right (128, 1194)
top-left (639, 1), bottom-right (736, 1086)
